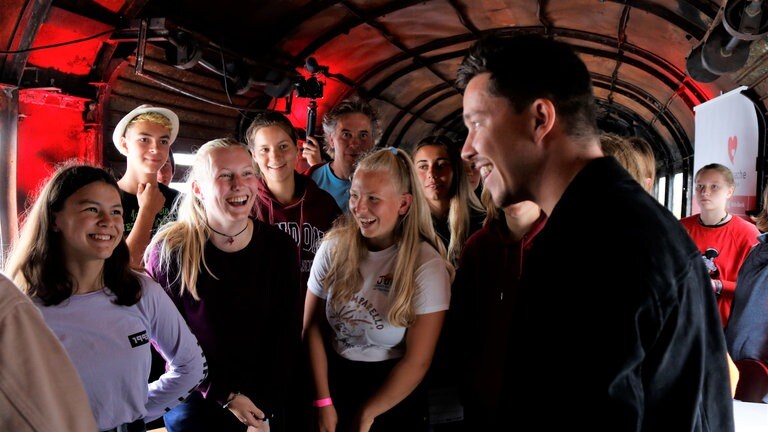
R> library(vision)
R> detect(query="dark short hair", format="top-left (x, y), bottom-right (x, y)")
top-left (457, 34), bottom-right (598, 138)
top-left (245, 110), bottom-right (299, 149)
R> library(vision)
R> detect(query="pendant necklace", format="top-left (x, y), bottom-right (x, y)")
top-left (698, 213), bottom-right (729, 228)
top-left (206, 221), bottom-right (249, 245)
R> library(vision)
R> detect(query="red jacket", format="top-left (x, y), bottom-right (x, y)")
top-left (252, 172), bottom-right (342, 292)
top-left (681, 214), bottom-right (760, 326)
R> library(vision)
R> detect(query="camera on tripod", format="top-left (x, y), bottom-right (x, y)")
top-left (294, 57), bottom-right (328, 138)
top-left (294, 75), bottom-right (324, 99)
top-left (294, 57), bottom-right (326, 100)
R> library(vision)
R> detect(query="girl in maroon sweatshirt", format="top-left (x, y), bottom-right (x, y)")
top-left (246, 111), bottom-right (343, 294)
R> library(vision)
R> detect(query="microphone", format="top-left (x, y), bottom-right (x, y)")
top-left (305, 57), bottom-right (326, 74)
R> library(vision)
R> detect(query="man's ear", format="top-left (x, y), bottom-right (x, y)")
top-left (530, 98), bottom-right (556, 144)
top-left (119, 137), bottom-right (129, 155)
top-left (399, 193), bottom-right (413, 216)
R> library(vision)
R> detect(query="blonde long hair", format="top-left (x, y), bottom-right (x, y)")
top-left (146, 138), bottom-right (254, 300)
top-left (322, 147), bottom-right (454, 327)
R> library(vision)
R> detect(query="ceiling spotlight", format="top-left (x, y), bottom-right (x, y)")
top-left (687, 0), bottom-right (768, 83)
top-left (686, 45), bottom-right (720, 83)
top-left (700, 26), bottom-right (751, 75)
top-left (166, 31), bottom-right (202, 70)
top-left (264, 70), bottom-right (295, 99)
top-left (723, 0), bottom-right (768, 40)
top-left (224, 61), bottom-right (255, 95)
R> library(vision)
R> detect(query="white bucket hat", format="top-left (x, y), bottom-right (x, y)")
top-left (112, 104), bottom-right (180, 156)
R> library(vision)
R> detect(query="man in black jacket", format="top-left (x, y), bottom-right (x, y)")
top-left (457, 34), bottom-right (733, 431)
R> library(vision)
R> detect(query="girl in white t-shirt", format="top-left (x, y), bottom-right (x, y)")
top-left (305, 147), bottom-right (453, 432)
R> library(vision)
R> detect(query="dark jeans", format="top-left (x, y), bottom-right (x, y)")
top-left (164, 392), bottom-right (246, 432)
top-left (164, 391), bottom-right (287, 432)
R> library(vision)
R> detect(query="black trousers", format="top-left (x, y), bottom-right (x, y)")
top-left (328, 351), bottom-right (428, 432)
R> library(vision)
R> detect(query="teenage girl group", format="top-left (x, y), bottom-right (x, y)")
top-left (4, 34), bottom-right (765, 432)
top-left (2, 91), bottom-right (490, 431)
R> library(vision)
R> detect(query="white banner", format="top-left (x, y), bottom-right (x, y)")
top-left (692, 86), bottom-right (759, 216)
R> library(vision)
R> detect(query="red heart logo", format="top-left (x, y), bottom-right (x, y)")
top-left (728, 136), bottom-right (737, 164)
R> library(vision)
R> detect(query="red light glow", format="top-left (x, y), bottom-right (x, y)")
top-left (26, 7), bottom-right (112, 75)
top-left (17, 89), bottom-right (98, 209)
top-left (93, 0), bottom-right (125, 14)
top-left (682, 76), bottom-right (715, 108)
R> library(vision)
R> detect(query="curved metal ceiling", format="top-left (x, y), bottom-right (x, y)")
top-left (8, 0), bottom-right (768, 177)
top-left (137, 0), bottom-right (767, 174)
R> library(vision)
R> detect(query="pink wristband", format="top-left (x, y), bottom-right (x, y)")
top-left (313, 397), bottom-right (333, 407)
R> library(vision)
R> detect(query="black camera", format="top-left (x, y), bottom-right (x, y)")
top-left (294, 76), bottom-right (324, 99)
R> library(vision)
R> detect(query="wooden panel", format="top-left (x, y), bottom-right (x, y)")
top-left (104, 44), bottom-right (244, 175)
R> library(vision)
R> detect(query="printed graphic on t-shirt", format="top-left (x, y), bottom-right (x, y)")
top-left (301, 259), bottom-right (314, 273)
top-left (275, 221), bottom-right (326, 253)
top-left (331, 283), bottom-right (389, 349)
top-left (374, 274), bottom-right (392, 294)
top-left (702, 247), bottom-right (721, 278)
top-left (124, 206), bottom-right (173, 235)
top-left (128, 330), bottom-right (149, 348)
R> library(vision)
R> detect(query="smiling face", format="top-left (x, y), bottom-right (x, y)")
top-left (329, 113), bottom-right (375, 178)
top-left (695, 169), bottom-right (733, 213)
top-left (413, 144), bottom-right (454, 205)
top-left (193, 146), bottom-right (258, 227)
top-left (461, 73), bottom-right (538, 208)
top-left (350, 169), bottom-right (412, 251)
top-left (252, 125), bottom-right (298, 185)
top-left (120, 120), bottom-right (172, 176)
top-left (53, 181), bottom-right (124, 265)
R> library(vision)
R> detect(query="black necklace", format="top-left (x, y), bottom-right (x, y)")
top-left (206, 221), bottom-right (249, 245)
top-left (698, 213), bottom-right (729, 228)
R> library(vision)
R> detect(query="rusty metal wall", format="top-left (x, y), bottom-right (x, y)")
top-left (0, 84), bottom-right (19, 258)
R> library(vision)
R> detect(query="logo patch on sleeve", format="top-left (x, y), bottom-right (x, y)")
top-left (128, 330), bottom-right (150, 348)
